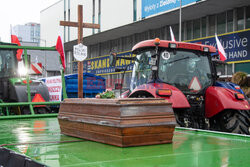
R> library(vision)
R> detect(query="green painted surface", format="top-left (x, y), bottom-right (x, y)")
top-left (0, 118), bottom-right (249, 167)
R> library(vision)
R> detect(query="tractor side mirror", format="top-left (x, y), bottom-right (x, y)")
top-left (109, 52), bottom-right (117, 67)
top-left (212, 54), bottom-right (227, 65)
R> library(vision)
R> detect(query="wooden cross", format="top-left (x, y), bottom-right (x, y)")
top-left (60, 5), bottom-right (100, 98)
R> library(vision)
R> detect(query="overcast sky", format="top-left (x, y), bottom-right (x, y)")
top-left (0, 0), bottom-right (59, 42)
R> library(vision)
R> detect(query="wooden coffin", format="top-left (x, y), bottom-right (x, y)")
top-left (58, 98), bottom-right (176, 147)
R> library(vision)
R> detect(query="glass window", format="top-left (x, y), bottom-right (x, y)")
top-left (181, 22), bottom-right (184, 41)
top-left (216, 64), bottom-right (233, 76)
top-left (130, 50), bottom-right (153, 90)
top-left (235, 62), bottom-right (250, 74)
top-left (193, 19), bottom-right (200, 39)
top-left (66, 51), bottom-right (72, 74)
top-left (158, 50), bottom-right (212, 93)
top-left (166, 26), bottom-right (171, 41)
top-left (217, 12), bottom-right (226, 34)
top-left (209, 15), bottom-right (215, 36)
top-left (227, 10), bottom-right (233, 32)
top-left (172, 24), bottom-right (179, 41)
top-left (201, 17), bottom-right (206, 37)
top-left (186, 21), bottom-right (192, 40)
top-left (92, 0), bottom-right (95, 34)
top-left (246, 6), bottom-right (250, 28)
top-left (226, 64), bottom-right (233, 75)
top-left (236, 7), bottom-right (244, 30)
top-left (216, 64), bottom-right (225, 76)
top-left (98, 0), bottom-right (101, 32)
top-left (0, 50), bottom-right (16, 77)
top-left (133, 0), bottom-right (137, 22)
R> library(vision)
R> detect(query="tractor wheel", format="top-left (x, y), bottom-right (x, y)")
top-left (21, 107), bottom-right (31, 115)
top-left (218, 110), bottom-right (250, 135)
top-left (174, 109), bottom-right (188, 127)
top-left (34, 107), bottom-right (51, 114)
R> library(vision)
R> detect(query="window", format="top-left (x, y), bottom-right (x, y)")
top-left (217, 64), bottom-right (233, 76)
top-left (236, 7), bottom-right (244, 30)
top-left (217, 12), bottom-right (226, 34)
top-left (227, 10), bottom-right (233, 32)
top-left (181, 22), bottom-right (184, 41)
top-left (133, 0), bottom-right (137, 22)
top-left (186, 21), bottom-right (192, 40)
top-left (246, 6), bottom-right (250, 28)
top-left (166, 26), bottom-right (171, 41)
top-left (209, 15), bottom-right (215, 36)
top-left (193, 19), bottom-right (200, 39)
top-left (201, 17), bottom-right (206, 37)
top-left (66, 51), bottom-right (73, 74)
top-left (235, 62), bottom-right (250, 74)
top-left (92, 0), bottom-right (95, 34)
top-left (98, 0), bottom-right (101, 32)
top-left (172, 24), bottom-right (179, 41)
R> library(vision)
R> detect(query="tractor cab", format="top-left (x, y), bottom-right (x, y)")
top-left (131, 48), bottom-right (215, 95)
top-left (0, 43), bottom-right (30, 79)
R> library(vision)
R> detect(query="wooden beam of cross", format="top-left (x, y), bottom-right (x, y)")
top-left (60, 5), bottom-right (100, 98)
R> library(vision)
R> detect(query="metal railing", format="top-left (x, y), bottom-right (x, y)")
top-left (0, 45), bottom-right (67, 119)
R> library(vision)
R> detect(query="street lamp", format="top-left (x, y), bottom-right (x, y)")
top-left (33, 37), bottom-right (47, 77)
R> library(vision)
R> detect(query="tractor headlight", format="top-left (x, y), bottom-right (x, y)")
top-left (18, 67), bottom-right (27, 76)
top-left (169, 43), bottom-right (177, 48)
top-left (18, 61), bottom-right (27, 76)
top-left (203, 47), bottom-right (209, 52)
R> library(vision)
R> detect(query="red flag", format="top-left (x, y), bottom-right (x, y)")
top-left (11, 35), bottom-right (23, 61)
top-left (56, 36), bottom-right (66, 70)
top-left (215, 34), bottom-right (227, 61)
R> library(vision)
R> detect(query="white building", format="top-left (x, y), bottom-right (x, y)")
top-left (40, 0), bottom-right (139, 46)
top-left (41, 0), bottom-right (250, 87)
top-left (12, 23), bottom-right (40, 44)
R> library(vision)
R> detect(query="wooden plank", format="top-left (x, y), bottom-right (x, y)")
top-left (78, 5), bottom-right (83, 98)
top-left (60, 21), bottom-right (100, 29)
top-left (60, 21), bottom-right (78, 27)
top-left (82, 23), bottom-right (100, 29)
top-left (59, 120), bottom-right (174, 147)
top-left (122, 126), bottom-right (175, 136)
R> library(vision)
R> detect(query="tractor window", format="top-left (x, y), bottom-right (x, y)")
top-left (0, 50), bottom-right (16, 77)
top-left (158, 50), bottom-right (212, 93)
top-left (130, 50), bottom-right (153, 90)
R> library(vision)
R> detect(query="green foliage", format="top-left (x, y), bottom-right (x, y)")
top-left (232, 71), bottom-right (247, 86)
top-left (96, 90), bottom-right (115, 99)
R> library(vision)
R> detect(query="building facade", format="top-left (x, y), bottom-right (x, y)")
top-left (41, 0), bottom-right (250, 89)
top-left (12, 23), bottom-right (40, 44)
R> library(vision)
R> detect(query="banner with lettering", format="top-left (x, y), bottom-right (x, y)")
top-left (141, 0), bottom-right (198, 18)
top-left (73, 51), bottom-right (134, 75)
top-left (44, 76), bottom-right (62, 101)
top-left (190, 29), bottom-right (250, 63)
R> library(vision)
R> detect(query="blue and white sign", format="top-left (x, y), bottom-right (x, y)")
top-left (73, 51), bottom-right (134, 75)
top-left (142, 0), bottom-right (198, 18)
top-left (190, 29), bottom-right (250, 63)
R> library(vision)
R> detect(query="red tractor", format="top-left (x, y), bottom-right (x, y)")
top-left (110, 38), bottom-right (250, 135)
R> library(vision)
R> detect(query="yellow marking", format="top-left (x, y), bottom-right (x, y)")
top-left (227, 60), bottom-right (250, 64)
top-left (96, 71), bottom-right (133, 76)
top-left (185, 28), bottom-right (250, 42)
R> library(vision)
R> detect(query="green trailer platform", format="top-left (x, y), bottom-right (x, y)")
top-left (0, 117), bottom-right (249, 167)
